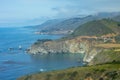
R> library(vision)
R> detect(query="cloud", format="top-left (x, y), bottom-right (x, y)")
top-left (50, 0), bottom-right (120, 18)
top-left (0, 0), bottom-right (120, 26)
top-left (52, 7), bottom-right (91, 18)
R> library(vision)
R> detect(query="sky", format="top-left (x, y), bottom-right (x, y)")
top-left (0, 0), bottom-right (120, 27)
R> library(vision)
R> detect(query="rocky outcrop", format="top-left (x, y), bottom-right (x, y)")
top-left (29, 38), bottom-right (87, 54)
top-left (83, 48), bottom-right (101, 63)
top-left (88, 49), bottom-right (120, 65)
top-left (28, 36), bottom-right (102, 63)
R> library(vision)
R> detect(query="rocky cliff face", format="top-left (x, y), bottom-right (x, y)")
top-left (28, 36), bottom-right (102, 63)
top-left (89, 49), bottom-right (120, 65)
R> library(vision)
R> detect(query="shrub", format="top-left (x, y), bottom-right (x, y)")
top-left (45, 74), bottom-right (52, 80)
top-left (57, 73), bottom-right (65, 79)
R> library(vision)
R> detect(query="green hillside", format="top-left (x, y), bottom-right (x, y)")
top-left (72, 19), bottom-right (120, 37)
top-left (89, 49), bottom-right (120, 65)
top-left (18, 63), bottom-right (120, 80)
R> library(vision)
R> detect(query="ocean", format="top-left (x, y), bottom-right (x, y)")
top-left (0, 27), bottom-right (84, 80)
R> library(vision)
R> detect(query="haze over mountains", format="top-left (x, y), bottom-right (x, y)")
top-left (32, 12), bottom-right (120, 34)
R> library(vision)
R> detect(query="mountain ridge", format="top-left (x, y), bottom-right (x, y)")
top-left (31, 12), bottom-right (120, 34)
top-left (72, 19), bottom-right (120, 37)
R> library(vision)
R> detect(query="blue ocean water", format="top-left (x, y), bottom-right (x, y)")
top-left (0, 27), bottom-right (84, 80)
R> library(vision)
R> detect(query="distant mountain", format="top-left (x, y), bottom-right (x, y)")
top-left (33, 19), bottom-right (64, 30)
top-left (34, 15), bottom-right (97, 33)
top-left (72, 19), bottom-right (120, 37)
top-left (39, 16), bottom-right (94, 31)
top-left (32, 12), bottom-right (120, 34)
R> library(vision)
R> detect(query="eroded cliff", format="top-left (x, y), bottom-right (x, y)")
top-left (28, 36), bottom-right (103, 63)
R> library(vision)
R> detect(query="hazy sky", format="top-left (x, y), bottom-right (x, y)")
top-left (0, 0), bottom-right (120, 27)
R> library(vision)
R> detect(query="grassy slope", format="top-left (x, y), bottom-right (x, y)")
top-left (100, 19), bottom-right (120, 34)
top-left (72, 19), bottom-right (120, 37)
top-left (18, 63), bottom-right (120, 80)
top-left (89, 50), bottom-right (120, 65)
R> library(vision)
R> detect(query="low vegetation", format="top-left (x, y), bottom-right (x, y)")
top-left (18, 63), bottom-right (120, 80)
top-left (72, 19), bottom-right (120, 37)
top-left (89, 49), bottom-right (120, 65)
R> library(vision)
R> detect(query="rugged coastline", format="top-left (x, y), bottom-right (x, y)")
top-left (28, 36), bottom-right (101, 63)
top-left (28, 19), bottom-right (120, 59)
top-left (18, 19), bottom-right (120, 80)
top-left (18, 35), bottom-right (120, 80)
top-left (28, 34), bottom-right (119, 64)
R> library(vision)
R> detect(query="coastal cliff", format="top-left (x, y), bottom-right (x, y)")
top-left (28, 36), bottom-right (104, 63)
top-left (20, 37), bottom-right (120, 80)
top-left (29, 37), bottom-right (91, 54)
top-left (18, 19), bottom-right (120, 80)
top-left (28, 19), bottom-right (120, 63)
